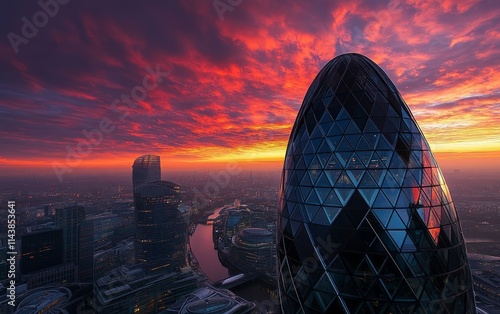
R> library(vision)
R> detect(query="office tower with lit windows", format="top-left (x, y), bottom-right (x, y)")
top-left (277, 53), bottom-right (476, 313)
top-left (231, 228), bottom-right (276, 274)
top-left (134, 180), bottom-right (184, 271)
top-left (132, 154), bottom-right (161, 191)
top-left (20, 226), bottom-right (63, 274)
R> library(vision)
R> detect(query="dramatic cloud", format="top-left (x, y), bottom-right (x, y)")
top-left (0, 0), bottom-right (498, 174)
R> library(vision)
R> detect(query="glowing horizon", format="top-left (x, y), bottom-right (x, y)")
top-left (1, 1), bottom-right (499, 176)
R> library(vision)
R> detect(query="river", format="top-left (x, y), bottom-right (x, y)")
top-left (189, 207), bottom-right (279, 312)
top-left (189, 207), bottom-right (229, 282)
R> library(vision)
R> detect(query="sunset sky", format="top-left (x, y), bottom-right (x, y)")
top-left (1, 0), bottom-right (499, 176)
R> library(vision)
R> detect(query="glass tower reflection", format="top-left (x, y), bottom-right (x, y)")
top-left (134, 180), bottom-right (182, 270)
top-left (132, 154), bottom-right (161, 191)
top-left (277, 53), bottom-right (476, 313)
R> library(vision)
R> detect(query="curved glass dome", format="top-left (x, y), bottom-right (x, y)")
top-left (277, 53), bottom-right (476, 313)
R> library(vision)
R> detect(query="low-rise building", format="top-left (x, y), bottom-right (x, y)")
top-left (93, 266), bottom-right (199, 313)
top-left (165, 286), bottom-right (254, 314)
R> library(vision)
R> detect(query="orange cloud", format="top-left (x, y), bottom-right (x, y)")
top-left (0, 0), bottom-right (498, 175)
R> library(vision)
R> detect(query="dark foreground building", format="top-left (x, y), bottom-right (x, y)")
top-left (231, 228), bottom-right (276, 275)
top-left (55, 206), bottom-right (94, 283)
top-left (277, 53), bottom-right (476, 313)
top-left (20, 226), bottom-right (63, 274)
top-left (166, 286), bottom-right (255, 314)
top-left (93, 266), bottom-right (199, 313)
top-left (134, 180), bottom-right (184, 271)
top-left (12, 284), bottom-right (93, 313)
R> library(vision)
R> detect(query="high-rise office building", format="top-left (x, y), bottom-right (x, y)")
top-left (78, 220), bottom-right (94, 282)
top-left (56, 206), bottom-right (85, 263)
top-left (132, 154), bottom-right (161, 191)
top-left (55, 205), bottom-right (94, 283)
top-left (278, 53), bottom-right (476, 313)
top-left (134, 180), bottom-right (184, 270)
top-left (20, 226), bottom-right (63, 274)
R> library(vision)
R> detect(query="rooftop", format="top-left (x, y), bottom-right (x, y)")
top-left (165, 286), bottom-right (254, 314)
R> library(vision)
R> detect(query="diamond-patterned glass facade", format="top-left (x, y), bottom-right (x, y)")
top-left (278, 53), bottom-right (476, 314)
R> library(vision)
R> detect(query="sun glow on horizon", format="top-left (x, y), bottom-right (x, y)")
top-left (1, 1), bottom-right (498, 175)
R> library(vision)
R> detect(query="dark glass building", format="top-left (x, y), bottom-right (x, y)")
top-left (56, 206), bottom-right (85, 263)
top-left (231, 228), bottom-right (276, 274)
top-left (277, 53), bottom-right (476, 313)
top-left (55, 205), bottom-right (94, 283)
top-left (134, 180), bottom-right (184, 270)
top-left (217, 207), bottom-right (253, 249)
top-left (20, 227), bottom-right (63, 274)
top-left (132, 154), bottom-right (161, 191)
top-left (78, 220), bottom-right (95, 282)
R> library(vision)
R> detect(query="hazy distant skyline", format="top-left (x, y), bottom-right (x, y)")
top-left (1, 0), bottom-right (499, 175)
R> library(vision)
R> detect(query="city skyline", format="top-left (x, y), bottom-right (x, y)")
top-left (1, 0), bottom-right (499, 176)
top-left (1, 2), bottom-right (499, 312)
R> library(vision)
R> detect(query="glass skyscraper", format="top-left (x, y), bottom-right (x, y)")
top-left (277, 53), bottom-right (476, 313)
top-left (132, 154), bottom-right (161, 191)
top-left (134, 180), bottom-right (183, 270)
top-left (55, 205), bottom-right (94, 283)
top-left (20, 227), bottom-right (63, 274)
top-left (231, 228), bottom-right (276, 274)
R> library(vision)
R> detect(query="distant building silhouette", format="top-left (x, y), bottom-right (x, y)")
top-left (132, 155), bottom-right (161, 191)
